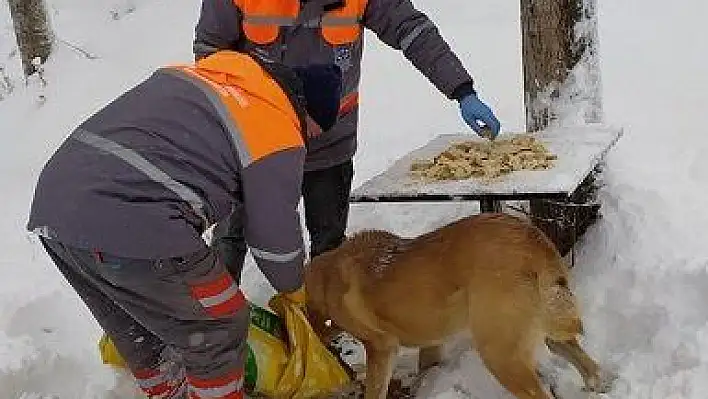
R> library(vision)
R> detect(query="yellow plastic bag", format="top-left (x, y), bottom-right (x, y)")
top-left (266, 294), bottom-right (351, 398)
top-left (98, 297), bottom-right (351, 398)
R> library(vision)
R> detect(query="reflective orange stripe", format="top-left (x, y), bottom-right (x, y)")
top-left (188, 370), bottom-right (244, 399)
top-left (339, 91), bottom-right (359, 115)
top-left (225, 91), bottom-right (304, 164)
top-left (189, 391), bottom-right (242, 399)
top-left (133, 367), bottom-right (186, 398)
top-left (190, 272), bottom-right (246, 317)
top-left (142, 381), bottom-right (173, 397)
top-left (165, 53), bottom-right (303, 165)
top-left (233, 0), bottom-right (298, 44)
top-left (233, 0), bottom-right (368, 45)
top-left (320, 0), bottom-right (367, 45)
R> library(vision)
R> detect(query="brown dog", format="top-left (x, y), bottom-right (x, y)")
top-left (304, 212), bottom-right (614, 399)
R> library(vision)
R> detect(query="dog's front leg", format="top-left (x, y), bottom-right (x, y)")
top-left (363, 340), bottom-right (397, 399)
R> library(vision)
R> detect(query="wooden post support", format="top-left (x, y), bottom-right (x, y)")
top-left (480, 198), bottom-right (502, 213)
top-left (520, 0), bottom-right (603, 256)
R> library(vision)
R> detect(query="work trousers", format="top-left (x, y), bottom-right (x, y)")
top-left (40, 238), bottom-right (249, 399)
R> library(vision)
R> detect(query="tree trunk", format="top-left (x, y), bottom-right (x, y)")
top-left (8, 0), bottom-right (55, 77)
top-left (521, 0), bottom-right (603, 257)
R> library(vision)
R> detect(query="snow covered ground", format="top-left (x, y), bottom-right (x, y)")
top-left (2, 0), bottom-right (708, 398)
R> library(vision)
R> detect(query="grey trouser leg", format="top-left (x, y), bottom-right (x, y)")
top-left (40, 238), bottom-right (249, 399)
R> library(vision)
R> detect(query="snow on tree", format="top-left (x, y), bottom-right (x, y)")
top-left (521, 0), bottom-right (603, 257)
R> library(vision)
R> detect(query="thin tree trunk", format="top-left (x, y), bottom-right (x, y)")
top-left (521, 0), bottom-right (603, 256)
top-left (8, 0), bottom-right (55, 77)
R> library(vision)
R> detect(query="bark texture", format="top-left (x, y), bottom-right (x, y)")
top-left (8, 0), bottom-right (54, 77)
top-left (521, 0), bottom-right (603, 257)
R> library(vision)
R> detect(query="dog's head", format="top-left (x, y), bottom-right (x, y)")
top-left (301, 252), bottom-right (357, 381)
top-left (302, 230), bottom-right (405, 364)
top-left (302, 247), bottom-right (350, 345)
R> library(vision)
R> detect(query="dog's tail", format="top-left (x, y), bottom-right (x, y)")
top-left (539, 258), bottom-right (584, 341)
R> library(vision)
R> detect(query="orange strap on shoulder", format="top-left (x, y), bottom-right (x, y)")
top-left (321, 0), bottom-right (368, 45)
top-left (234, 0), bottom-right (299, 45)
top-left (164, 64), bottom-right (303, 167)
top-left (233, 0), bottom-right (369, 45)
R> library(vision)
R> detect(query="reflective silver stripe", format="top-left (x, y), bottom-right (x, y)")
top-left (320, 15), bottom-right (360, 26)
top-left (190, 378), bottom-right (243, 398)
top-left (73, 129), bottom-right (209, 224)
top-left (136, 372), bottom-right (170, 389)
top-left (250, 246), bottom-right (302, 263)
top-left (160, 68), bottom-right (253, 168)
top-left (303, 17), bottom-right (321, 28)
top-left (243, 15), bottom-right (296, 26)
top-left (400, 20), bottom-right (435, 51)
top-left (242, 15), bottom-right (359, 27)
top-left (198, 283), bottom-right (241, 308)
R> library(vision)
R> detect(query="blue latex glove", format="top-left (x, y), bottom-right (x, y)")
top-left (459, 94), bottom-right (501, 139)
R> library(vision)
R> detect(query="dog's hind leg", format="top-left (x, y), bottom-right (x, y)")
top-left (475, 339), bottom-right (552, 399)
top-left (545, 337), bottom-right (616, 393)
top-left (468, 293), bottom-right (552, 399)
top-left (363, 340), bottom-right (397, 399)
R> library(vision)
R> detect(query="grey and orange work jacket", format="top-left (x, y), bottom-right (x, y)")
top-left (27, 51), bottom-right (309, 292)
top-left (194, 0), bottom-right (476, 171)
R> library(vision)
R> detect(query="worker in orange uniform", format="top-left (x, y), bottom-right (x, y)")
top-left (194, 0), bottom-right (502, 269)
top-left (26, 50), bottom-right (343, 398)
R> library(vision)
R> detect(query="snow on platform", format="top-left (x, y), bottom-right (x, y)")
top-left (351, 124), bottom-right (624, 202)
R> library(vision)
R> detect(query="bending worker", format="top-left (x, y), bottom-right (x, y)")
top-left (26, 50), bottom-right (343, 398)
